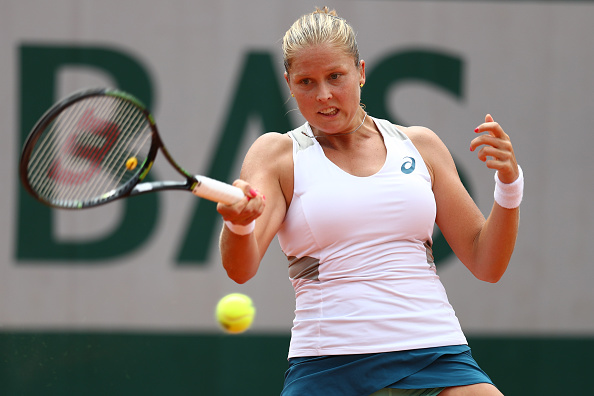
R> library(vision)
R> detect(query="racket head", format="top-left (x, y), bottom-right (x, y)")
top-left (20, 88), bottom-right (160, 209)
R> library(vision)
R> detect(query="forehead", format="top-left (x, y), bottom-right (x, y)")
top-left (288, 43), bottom-right (356, 75)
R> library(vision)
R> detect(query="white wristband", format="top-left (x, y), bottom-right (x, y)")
top-left (224, 220), bottom-right (255, 236)
top-left (494, 165), bottom-right (524, 209)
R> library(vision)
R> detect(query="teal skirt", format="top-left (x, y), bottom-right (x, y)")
top-left (281, 345), bottom-right (493, 396)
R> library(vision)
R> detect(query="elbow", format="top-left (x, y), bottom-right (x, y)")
top-left (478, 273), bottom-right (503, 284)
top-left (224, 266), bottom-right (258, 285)
top-left (229, 274), bottom-right (253, 285)
top-left (467, 259), bottom-right (508, 283)
top-left (474, 266), bottom-right (506, 283)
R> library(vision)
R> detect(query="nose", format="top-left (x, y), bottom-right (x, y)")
top-left (316, 82), bottom-right (332, 102)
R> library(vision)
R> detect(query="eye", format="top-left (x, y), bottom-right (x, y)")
top-left (299, 78), bottom-right (311, 85)
top-left (329, 73), bottom-right (341, 80)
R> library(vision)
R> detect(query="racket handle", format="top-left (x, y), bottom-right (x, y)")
top-left (193, 176), bottom-right (245, 205)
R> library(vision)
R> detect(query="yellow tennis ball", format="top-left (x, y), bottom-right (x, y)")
top-left (215, 293), bottom-right (255, 334)
top-left (126, 157), bottom-right (138, 170)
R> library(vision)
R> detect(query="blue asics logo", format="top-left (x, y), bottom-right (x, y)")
top-left (401, 156), bottom-right (416, 174)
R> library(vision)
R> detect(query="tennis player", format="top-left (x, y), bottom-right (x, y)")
top-left (218, 7), bottom-right (522, 396)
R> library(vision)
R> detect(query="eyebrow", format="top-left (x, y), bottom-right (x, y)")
top-left (291, 63), bottom-right (347, 78)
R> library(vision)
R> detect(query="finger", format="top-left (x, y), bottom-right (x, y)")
top-left (475, 115), bottom-right (506, 138)
top-left (484, 156), bottom-right (520, 178)
top-left (479, 133), bottom-right (512, 150)
top-left (470, 132), bottom-right (513, 150)
top-left (217, 180), bottom-right (251, 218)
top-left (476, 145), bottom-right (512, 163)
top-left (470, 134), bottom-right (511, 154)
top-left (237, 196), bottom-right (266, 224)
top-left (475, 124), bottom-right (507, 141)
top-left (484, 158), bottom-right (510, 171)
top-left (217, 199), bottom-right (263, 225)
top-left (230, 179), bottom-right (260, 201)
top-left (234, 180), bottom-right (264, 202)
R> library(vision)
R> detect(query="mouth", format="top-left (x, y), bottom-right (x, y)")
top-left (318, 107), bottom-right (339, 116)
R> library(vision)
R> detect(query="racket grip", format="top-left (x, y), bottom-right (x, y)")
top-left (192, 176), bottom-right (245, 205)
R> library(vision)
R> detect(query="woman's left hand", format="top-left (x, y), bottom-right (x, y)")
top-left (470, 114), bottom-right (520, 183)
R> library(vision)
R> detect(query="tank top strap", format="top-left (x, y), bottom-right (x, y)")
top-left (286, 124), bottom-right (315, 152)
top-left (372, 117), bottom-right (409, 141)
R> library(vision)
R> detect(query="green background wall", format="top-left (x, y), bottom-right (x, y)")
top-left (1, 334), bottom-right (591, 395)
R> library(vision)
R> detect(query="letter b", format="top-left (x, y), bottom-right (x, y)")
top-left (17, 45), bottom-right (158, 262)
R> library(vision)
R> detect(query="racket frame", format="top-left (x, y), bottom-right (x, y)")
top-left (20, 88), bottom-right (235, 209)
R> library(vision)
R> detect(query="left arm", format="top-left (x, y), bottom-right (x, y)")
top-left (408, 114), bottom-right (521, 283)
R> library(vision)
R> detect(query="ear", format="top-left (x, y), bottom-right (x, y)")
top-left (284, 72), bottom-right (295, 97)
top-left (359, 60), bottom-right (366, 87)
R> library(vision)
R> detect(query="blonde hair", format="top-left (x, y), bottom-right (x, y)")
top-left (282, 6), bottom-right (360, 75)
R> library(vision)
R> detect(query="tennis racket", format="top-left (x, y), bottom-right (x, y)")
top-left (20, 88), bottom-right (245, 209)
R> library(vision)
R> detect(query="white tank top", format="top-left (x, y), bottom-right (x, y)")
top-left (278, 117), bottom-right (467, 358)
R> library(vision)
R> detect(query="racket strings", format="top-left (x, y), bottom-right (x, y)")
top-left (26, 95), bottom-right (153, 206)
top-left (55, 99), bottom-right (125, 202)
top-left (69, 98), bottom-right (152, 201)
top-left (85, 100), bottom-right (152, 199)
top-left (30, 96), bottom-right (119, 202)
top-left (28, 102), bottom-right (91, 183)
top-left (28, 102), bottom-right (99, 199)
top-left (50, 97), bottom-right (116, 187)
top-left (50, 102), bottom-right (149, 204)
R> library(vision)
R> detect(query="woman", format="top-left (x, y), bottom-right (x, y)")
top-left (218, 7), bottom-right (522, 396)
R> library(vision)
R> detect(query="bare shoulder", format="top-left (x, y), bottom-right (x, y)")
top-left (258, 131), bottom-right (293, 146)
top-left (243, 132), bottom-right (293, 170)
top-left (241, 132), bottom-right (294, 203)
top-left (400, 125), bottom-right (447, 154)
top-left (399, 125), bottom-right (454, 183)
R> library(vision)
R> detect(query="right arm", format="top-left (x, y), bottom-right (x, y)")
top-left (217, 132), bottom-right (293, 284)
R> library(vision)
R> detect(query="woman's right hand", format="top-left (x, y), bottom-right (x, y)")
top-left (217, 179), bottom-right (266, 228)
